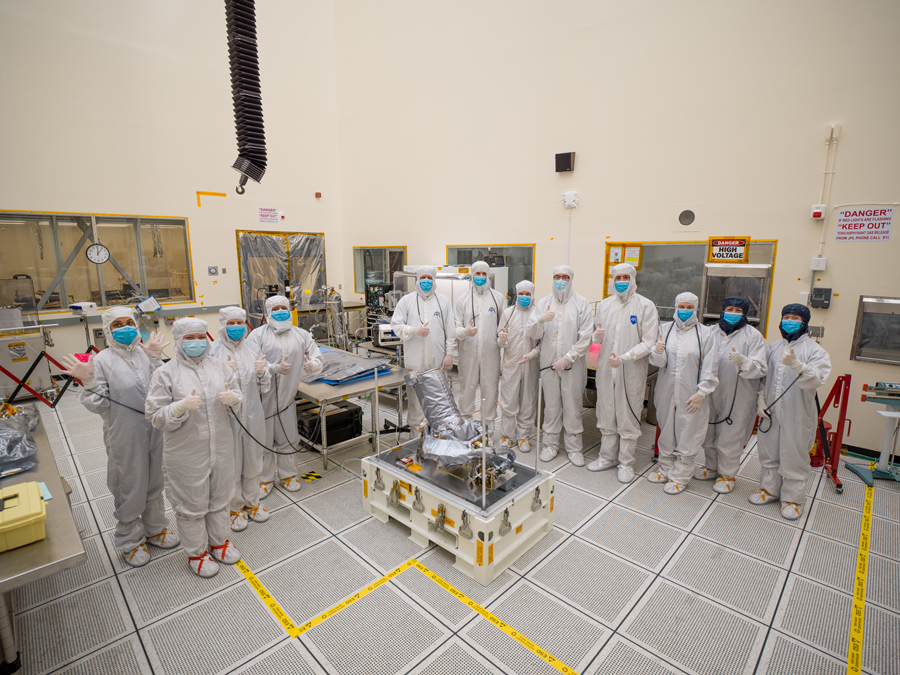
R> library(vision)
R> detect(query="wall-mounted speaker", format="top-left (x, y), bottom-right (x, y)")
top-left (555, 152), bottom-right (575, 173)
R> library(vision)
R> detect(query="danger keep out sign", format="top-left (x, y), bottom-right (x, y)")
top-left (835, 208), bottom-right (893, 242)
top-left (708, 237), bottom-right (750, 263)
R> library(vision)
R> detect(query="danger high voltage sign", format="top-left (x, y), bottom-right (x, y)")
top-left (708, 237), bottom-right (750, 263)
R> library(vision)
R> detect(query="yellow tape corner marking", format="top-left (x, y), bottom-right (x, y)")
top-left (196, 190), bottom-right (226, 207)
top-left (236, 560), bottom-right (301, 638)
top-left (846, 463), bottom-right (875, 675)
top-left (412, 560), bottom-right (576, 674)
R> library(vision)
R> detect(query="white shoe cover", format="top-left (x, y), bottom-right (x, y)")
top-left (230, 510), bottom-right (249, 532)
top-left (259, 481), bottom-right (274, 500)
top-left (663, 480), bottom-right (684, 495)
top-left (694, 464), bottom-right (716, 481)
top-left (124, 544), bottom-right (150, 567)
top-left (647, 470), bottom-right (668, 483)
top-left (587, 457), bottom-right (617, 472)
top-left (189, 552), bottom-right (219, 578)
top-left (539, 447), bottom-right (558, 462)
top-left (713, 477), bottom-right (735, 494)
top-left (499, 436), bottom-right (511, 449)
top-left (518, 439), bottom-right (531, 454)
top-left (210, 540), bottom-right (241, 565)
top-left (568, 452), bottom-right (585, 467)
top-left (146, 528), bottom-right (180, 549)
top-left (245, 503), bottom-right (270, 523)
top-left (781, 501), bottom-right (802, 520)
top-left (617, 466), bottom-right (635, 483)
top-left (280, 475), bottom-right (302, 492)
top-left (749, 488), bottom-right (778, 505)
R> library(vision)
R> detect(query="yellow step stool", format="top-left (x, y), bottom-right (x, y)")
top-left (0, 481), bottom-right (47, 553)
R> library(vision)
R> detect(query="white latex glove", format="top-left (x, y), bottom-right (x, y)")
top-left (140, 331), bottom-right (170, 359)
top-left (173, 388), bottom-right (201, 416)
top-left (757, 393), bottom-right (769, 419)
top-left (498, 328), bottom-right (508, 344)
top-left (303, 355), bottom-right (317, 373)
top-left (60, 354), bottom-right (95, 384)
top-left (727, 347), bottom-right (745, 366)
top-left (593, 323), bottom-right (605, 342)
top-left (516, 353), bottom-right (531, 365)
top-left (608, 353), bottom-right (622, 369)
top-left (441, 355), bottom-right (453, 371)
top-left (219, 383), bottom-right (239, 406)
top-left (414, 322), bottom-right (430, 337)
top-left (685, 392), bottom-right (705, 413)
top-left (254, 357), bottom-right (266, 375)
top-left (540, 309), bottom-right (555, 324)
top-left (225, 355), bottom-right (238, 372)
top-left (276, 358), bottom-right (292, 375)
top-left (654, 337), bottom-right (666, 354)
top-left (464, 321), bottom-right (477, 337)
top-left (780, 347), bottom-right (798, 368)
top-left (552, 357), bottom-right (569, 371)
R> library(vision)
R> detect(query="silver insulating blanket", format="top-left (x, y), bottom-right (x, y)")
top-left (421, 437), bottom-right (481, 469)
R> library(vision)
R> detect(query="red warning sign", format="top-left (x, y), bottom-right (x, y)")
top-left (835, 208), bottom-right (893, 242)
top-left (708, 237), bottom-right (750, 264)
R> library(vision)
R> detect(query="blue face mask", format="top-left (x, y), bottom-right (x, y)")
top-left (419, 279), bottom-right (433, 292)
top-left (615, 281), bottom-right (630, 293)
top-left (473, 276), bottom-right (487, 287)
top-left (553, 279), bottom-right (568, 291)
top-left (517, 295), bottom-right (531, 308)
top-left (182, 339), bottom-right (207, 357)
top-left (270, 310), bottom-right (291, 322)
top-left (723, 311), bottom-right (742, 325)
top-left (226, 324), bottom-right (246, 341)
top-left (676, 308), bottom-right (694, 322)
top-left (781, 319), bottom-right (802, 334)
top-left (111, 326), bottom-right (138, 345)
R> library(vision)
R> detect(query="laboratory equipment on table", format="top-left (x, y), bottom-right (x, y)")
top-left (855, 382), bottom-right (900, 486)
top-left (362, 369), bottom-right (554, 585)
top-left (322, 286), bottom-right (349, 350)
top-left (1, 278), bottom-right (55, 401)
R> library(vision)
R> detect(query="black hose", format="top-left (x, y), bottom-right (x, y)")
top-left (757, 374), bottom-right (801, 434)
top-left (710, 372), bottom-right (740, 426)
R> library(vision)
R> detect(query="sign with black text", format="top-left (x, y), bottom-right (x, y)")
top-left (708, 237), bottom-right (750, 264)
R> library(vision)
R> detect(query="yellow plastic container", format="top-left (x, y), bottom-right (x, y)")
top-left (0, 481), bottom-right (47, 552)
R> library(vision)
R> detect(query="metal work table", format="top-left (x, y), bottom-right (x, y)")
top-left (1, 415), bottom-right (86, 671)
top-left (296, 367), bottom-right (408, 469)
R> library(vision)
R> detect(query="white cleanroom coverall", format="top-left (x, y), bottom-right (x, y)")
top-left (593, 263), bottom-right (658, 470)
top-left (702, 323), bottom-right (767, 479)
top-left (455, 261), bottom-right (507, 432)
top-left (497, 281), bottom-right (541, 443)
top-left (757, 334), bottom-right (831, 505)
top-left (527, 265), bottom-right (593, 455)
top-left (390, 266), bottom-right (456, 430)
top-left (649, 294), bottom-right (719, 486)
top-left (145, 318), bottom-right (243, 558)
top-left (78, 307), bottom-right (167, 555)
top-left (248, 295), bottom-right (323, 487)
top-left (209, 306), bottom-right (271, 514)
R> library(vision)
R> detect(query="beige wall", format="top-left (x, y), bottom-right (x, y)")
top-left (1, 0), bottom-right (898, 451)
top-left (0, 0), bottom-right (343, 356)
top-left (333, 0), bottom-right (900, 451)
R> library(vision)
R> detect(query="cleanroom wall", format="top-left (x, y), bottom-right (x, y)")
top-left (0, 0), bottom-right (343, 356)
top-left (333, 0), bottom-right (900, 452)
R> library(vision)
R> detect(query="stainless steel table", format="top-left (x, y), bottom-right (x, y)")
top-left (296, 367), bottom-right (408, 469)
top-left (0, 415), bottom-right (86, 671)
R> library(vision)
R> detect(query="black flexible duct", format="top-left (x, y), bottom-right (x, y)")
top-left (225, 0), bottom-right (266, 194)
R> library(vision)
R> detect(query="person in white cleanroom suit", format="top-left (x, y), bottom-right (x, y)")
top-left (527, 265), bottom-right (593, 466)
top-left (390, 266), bottom-right (456, 431)
top-left (587, 263), bottom-right (658, 483)
top-left (497, 280), bottom-right (541, 453)
top-left (209, 307), bottom-right (271, 532)
top-left (145, 318), bottom-right (243, 578)
top-left (697, 296), bottom-right (767, 494)
top-left (455, 261), bottom-right (507, 436)
top-left (648, 292), bottom-right (719, 493)
top-left (248, 295), bottom-right (323, 497)
top-left (60, 308), bottom-right (178, 568)
top-left (753, 304), bottom-right (831, 520)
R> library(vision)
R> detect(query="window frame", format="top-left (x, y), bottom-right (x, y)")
top-left (0, 209), bottom-right (194, 312)
top-left (351, 245), bottom-right (408, 294)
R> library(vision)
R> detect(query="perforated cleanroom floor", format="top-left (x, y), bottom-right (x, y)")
top-left (13, 385), bottom-right (899, 675)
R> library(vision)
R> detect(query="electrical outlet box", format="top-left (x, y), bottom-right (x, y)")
top-left (563, 191), bottom-right (578, 208)
top-left (810, 204), bottom-right (826, 219)
top-left (808, 325), bottom-right (825, 338)
top-left (810, 257), bottom-right (827, 271)
top-left (810, 287), bottom-right (832, 309)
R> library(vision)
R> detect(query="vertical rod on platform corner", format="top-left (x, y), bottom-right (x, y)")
top-left (535, 380), bottom-right (542, 475)
top-left (374, 366), bottom-right (380, 457)
top-left (481, 397), bottom-right (487, 511)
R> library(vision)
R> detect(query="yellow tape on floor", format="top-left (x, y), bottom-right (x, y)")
top-left (846, 465), bottom-right (875, 675)
top-left (411, 560), bottom-right (576, 674)
top-left (236, 559), bottom-right (301, 638)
